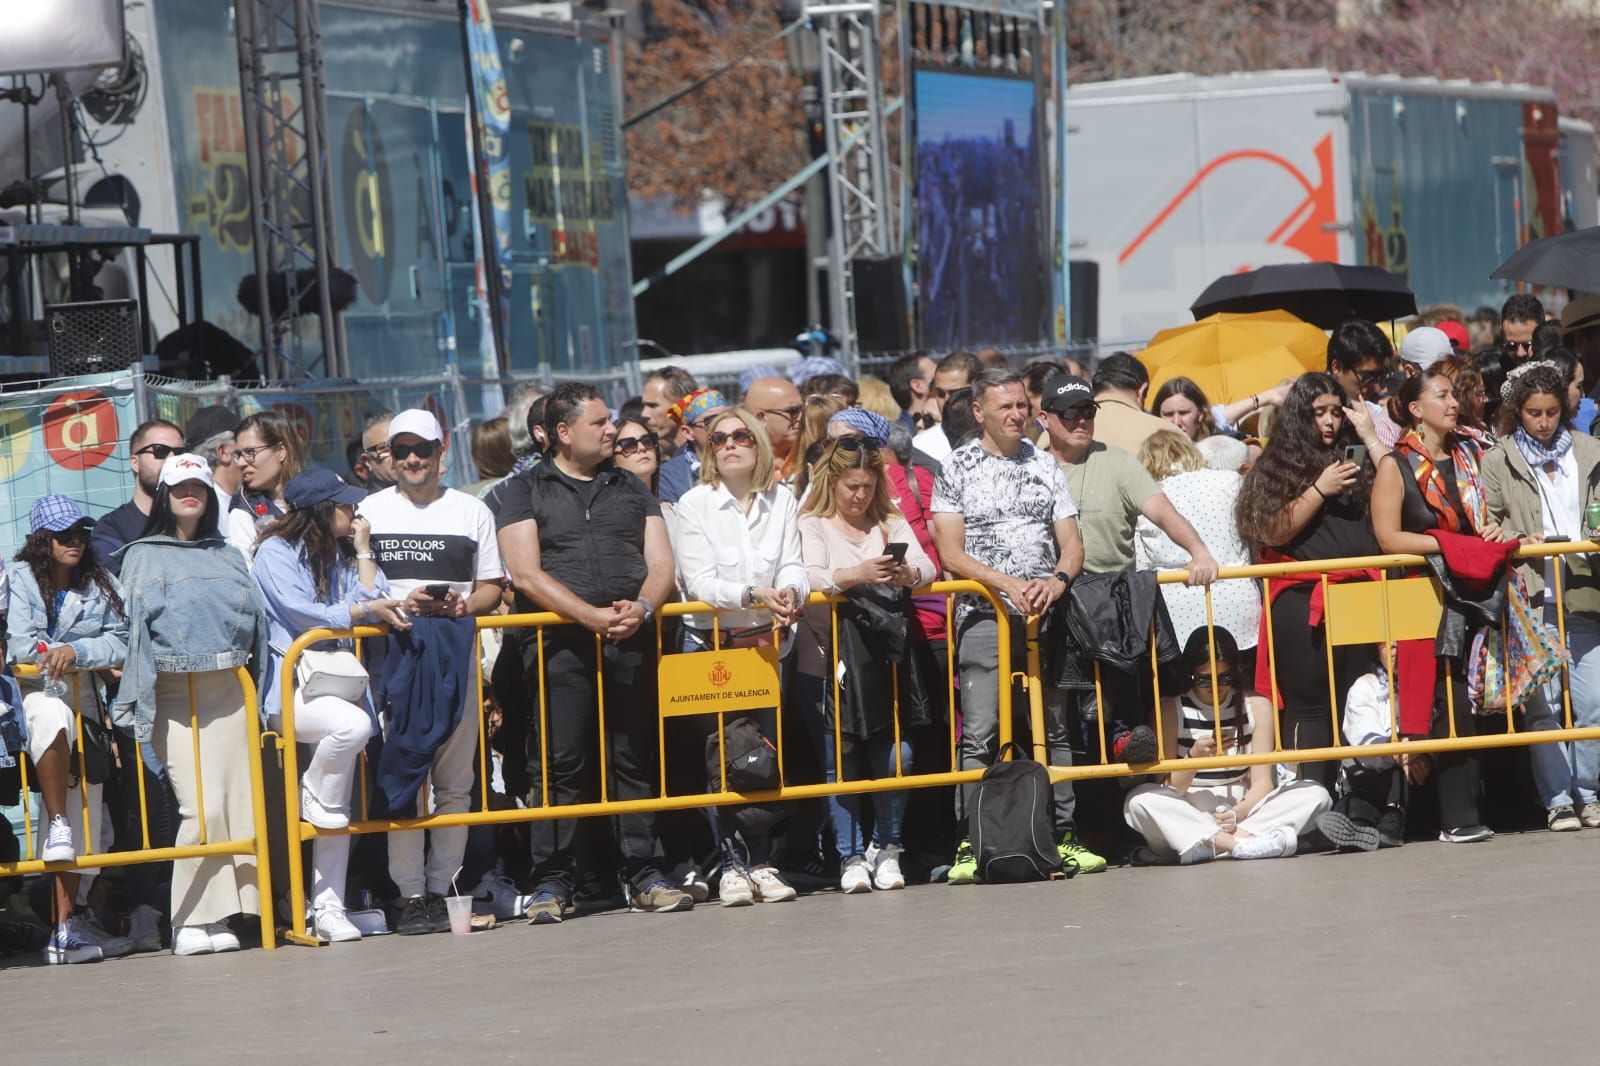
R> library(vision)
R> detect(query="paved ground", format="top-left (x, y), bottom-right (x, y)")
top-left (6, 829), bottom-right (1599, 1064)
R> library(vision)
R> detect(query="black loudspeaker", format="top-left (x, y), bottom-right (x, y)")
top-left (852, 256), bottom-right (911, 354)
top-left (46, 299), bottom-right (142, 377)
top-left (1069, 260), bottom-right (1098, 343)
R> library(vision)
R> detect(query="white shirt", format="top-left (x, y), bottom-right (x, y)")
top-left (1533, 449), bottom-right (1581, 602)
top-left (673, 482), bottom-right (808, 631)
top-left (358, 486), bottom-right (503, 600)
top-left (913, 423), bottom-right (953, 463)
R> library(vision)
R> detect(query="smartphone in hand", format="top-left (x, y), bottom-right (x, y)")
top-left (423, 583), bottom-right (450, 600)
top-left (884, 542), bottom-right (909, 564)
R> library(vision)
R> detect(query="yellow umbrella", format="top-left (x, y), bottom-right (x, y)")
top-left (1138, 311), bottom-right (1329, 406)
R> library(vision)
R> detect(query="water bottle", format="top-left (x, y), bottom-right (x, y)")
top-left (1586, 502), bottom-right (1600, 544)
top-left (36, 641), bottom-right (68, 700)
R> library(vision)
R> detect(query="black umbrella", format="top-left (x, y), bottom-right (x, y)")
top-left (1491, 227), bottom-right (1600, 292)
top-left (1190, 262), bottom-right (1417, 330)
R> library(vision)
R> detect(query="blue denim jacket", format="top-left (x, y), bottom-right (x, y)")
top-left (252, 535), bottom-right (387, 724)
top-left (111, 535), bottom-right (269, 739)
top-left (6, 563), bottom-right (130, 672)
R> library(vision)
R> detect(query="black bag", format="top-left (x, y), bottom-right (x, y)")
top-left (705, 716), bottom-right (780, 793)
top-left (73, 712), bottom-right (115, 786)
top-left (971, 743), bottom-right (1065, 883)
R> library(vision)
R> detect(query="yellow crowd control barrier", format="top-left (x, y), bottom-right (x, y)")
top-left (275, 580), bottom-right (1011, 945)
top-left (0, 664), bottom-right (278, 950)
top-left (1029, 541), bottom-right (1600, 786)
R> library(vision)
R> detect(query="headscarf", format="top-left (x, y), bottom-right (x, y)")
top-left (828, 407), bottom-right (890, 448)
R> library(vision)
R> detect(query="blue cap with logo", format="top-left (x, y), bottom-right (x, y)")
top-left (285, 467), bottom-right (367, 510)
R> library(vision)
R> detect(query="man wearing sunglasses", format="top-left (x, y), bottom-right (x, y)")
top-left (91, 418), bottom-right (187, 576)
top-left (357, 409), bottom-right (398, 492)
top-left (358, 408), bottom-right (505, 934)
top-left (1326, 319), bottom-right (1399, 460)
top-left (742, 376), bottom-right (804, 476)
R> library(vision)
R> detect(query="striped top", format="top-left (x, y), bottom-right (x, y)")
top-left (1176, 694), bottom-right (1253, 798)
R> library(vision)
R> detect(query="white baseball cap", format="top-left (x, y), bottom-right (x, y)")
top-left (158, 451), bottom-right (215, 489)
top-left (387, 408), bottom-right (444, 443)
top-left (1398, 326), bottom-right (1452, 371)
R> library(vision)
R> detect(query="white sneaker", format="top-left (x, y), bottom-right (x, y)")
top-left (173, 925), bottom-right (213, 956)
top-left (749, 866), bottom-right (796, 903)
top-left (206, 921), bottom-right (240, 953)
top-left (67, 913), bottom-right (132, 958)
top-left (869, 844), bottom-right (906, 890)
top-left (472, 872), bottom-right (534, 919)
top-left (718, 866), bottom-right (755, 907)
top-left (300, 783), bottom-right (349, 830)
top-left (313, 907), bottom-right (363, 943)
top-left (128, 904), bottom-right (163, 953)
top-left (42, 814), bottom-right (75, 863)
top-left (840, 855), bottom-right (873, 894)
top-left (1230, 826), bottom-right (1297, 861)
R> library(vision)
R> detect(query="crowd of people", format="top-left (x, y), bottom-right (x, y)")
top-left (2, 288), bottom-right (1596, 963)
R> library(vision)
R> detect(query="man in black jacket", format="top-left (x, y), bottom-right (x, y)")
top-left (496, 382), bottom-right (692, 923)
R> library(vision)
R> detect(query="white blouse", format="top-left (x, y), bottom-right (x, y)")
top-left (673, 481), bottom-right (809, 631)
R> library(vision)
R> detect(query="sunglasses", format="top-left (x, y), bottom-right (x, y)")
top-left (391, 441), bottom-right (438, 461)
top-left (363, 444), bottom-right (391, 460)
top-left (832, 436), bottom-right (879, 453)
top-left (758, 404), bottom-right (804, 424)
top-left (1507, 340), bottom-right (1534, 355)
top-left (1355, 367), bottom-right (1389, 385)
top-left (50, 526), bottom-right (90, 546)
top-left (615, 432), bottom-right (659, 456)
top-left (709, 429), bottom-right (756, 449)
top-left (134, 443), bottom-right (190, 460)
top-left (1056, 404), bottom-right (1099, 421)
top-left (911, 412), bottom-right (938, 430)
top-left (1190, 673), bottom-right (1236, 688)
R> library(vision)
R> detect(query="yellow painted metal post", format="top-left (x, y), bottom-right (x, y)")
top-left (279, 634), bottom-right (317, 947)
top-left (1092, 661), bottom-right (1107, 764)
top-left (831, 600), bottom-right (844, 781)
top-left (1149, 621), bottom-right (1164, 761)
top-left (476, 630), bottom-right (490, 810)
top-left (537, 625), bottom-right (550, 809)
top-left (1554, 559), bottom-right (1574, 730)
top-left (594, 632), bottom-right (609, 803)
top-left (1205, 591), bottom-right (1221, 744)
top-left (1026, 616), bottom-right (1047, 766)
top-left (188, 673), bottom-right (207, 846)
top-left (236, 667), bottom-right (277, 950)
top-left (71, 672), bottom-right (93, 853)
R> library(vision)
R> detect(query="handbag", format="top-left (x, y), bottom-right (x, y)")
top-left (295, 648), bottom-right (371, 703)
top-left (72, 712), bottom-right (115, 786)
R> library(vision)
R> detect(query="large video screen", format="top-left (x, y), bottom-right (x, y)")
top-left (914, 68), bottom-right (1046, 350)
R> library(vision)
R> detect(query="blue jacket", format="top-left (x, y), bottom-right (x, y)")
top-left (111, 535), bottom-right (269, 739)
top-left (371, 616), bottom-right (476, 819)
top-left (252, 535), bottom-right (388, 723)
top-left (658, 448), bottom-right (700, 504)
top-left (6, 564), bottom-right (129, 674)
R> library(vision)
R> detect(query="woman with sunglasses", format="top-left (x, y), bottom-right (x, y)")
top-left (673, 407), bottom-right (807, 905)
top-left (8, 496), bottom-right (133, 963)
top-left (612, 415), bottom-right (661, 496)
top-left (114, 453), bottom-right (269, 956)
top-left (227, 410), bottom-right (308, 558)
top-left (253, 468), bottom-right (411, 942)
top-left (1124, 628), bottom-right (1331, 864)
top-left (798, 437), bottom-right (936, 892)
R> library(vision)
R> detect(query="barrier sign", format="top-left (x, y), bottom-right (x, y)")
top-left (658, 645), bottom-right (782, 718)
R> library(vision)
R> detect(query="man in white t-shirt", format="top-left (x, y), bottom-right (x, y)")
top-left (359, 408), bottom-right (503, 936)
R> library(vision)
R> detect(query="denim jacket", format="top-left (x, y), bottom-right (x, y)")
top-left (6, 563), bottom-right (130, 672)
top-left (252, 535), bottom-right (388, 724)
top-left (111, 535), bottom-right (269, 739)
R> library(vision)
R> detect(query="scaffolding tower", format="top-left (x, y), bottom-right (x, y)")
top-left (808, 0), bottom-right (892, 363)
top-left (234, 0), bottom-right (346, 379)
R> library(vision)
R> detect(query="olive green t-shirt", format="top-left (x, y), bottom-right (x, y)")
top-left (1058, 441), bottom-right (1160, 573)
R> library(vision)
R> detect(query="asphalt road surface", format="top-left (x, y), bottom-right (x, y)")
top-left (7, 829), bottom-right (1597, 1064)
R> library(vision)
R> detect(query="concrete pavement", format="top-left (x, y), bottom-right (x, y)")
top-left (6, 828), bottom-right (1599, 1064)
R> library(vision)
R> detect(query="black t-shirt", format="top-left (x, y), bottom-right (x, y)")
top-left (496, 461), bottom-right (662, 609)
top-left (1278, 489), bottom-right (1379, 562)
top-left (90, 500), bottom-right (151, 576)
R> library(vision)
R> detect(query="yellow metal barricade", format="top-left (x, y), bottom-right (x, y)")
top-left (0, 663), bottom-right (277, 950)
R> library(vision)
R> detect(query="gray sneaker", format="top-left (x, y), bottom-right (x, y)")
top-left (629, 880), bottom-right (694, 913)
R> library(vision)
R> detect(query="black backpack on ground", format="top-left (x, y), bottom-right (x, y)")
top-left (971, 743), bottom-right (1066, 883)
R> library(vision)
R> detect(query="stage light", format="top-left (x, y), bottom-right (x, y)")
top-left (0, 0), bottom-right (124, 77)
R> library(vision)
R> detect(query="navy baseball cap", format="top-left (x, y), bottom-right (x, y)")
top-left (285, 468), bottom-right (367, 510)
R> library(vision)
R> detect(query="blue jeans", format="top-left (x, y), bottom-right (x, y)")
top-left (1528, 614), bottom-right (1600, 810)
top-left (794, 674), bottom-right (912, 859)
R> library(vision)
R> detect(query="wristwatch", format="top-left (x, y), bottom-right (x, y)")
top-left (1053, 570), bottom-right (1072, 586)
top-left (635, 598), bottom-right (655, 622)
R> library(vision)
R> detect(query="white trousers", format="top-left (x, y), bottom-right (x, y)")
top-left (386, 695), bottom-right (479, 898)
top-left (274, 692), bottom-right (373, 911)
top-left (23, 691), bottom-right (106, 890)
top-left (1124, 780), bottom-right (1332, 859)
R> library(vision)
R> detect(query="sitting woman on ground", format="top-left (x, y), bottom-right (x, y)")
top-left (8, 496), bottom-right (133, 964)
top-left (1152, 376), bottom-right (1289, 443)
top-left (673, 408), bottom-right (808, 906)
top-left (253, 468), bottom-right (411, 942)
top-left (798, 437), bottom-right (937, 893)
top-left (228, 409), bottom-right (308, 558)
top-left (114, 453), bottom-right (270, 957)
top-left (1123, 628), bottom-right (1331, 864)
top-left (1371, 367), bottom-right (1518, 844)
top-left (1235, 373), bottom-right (1380, 793)
top-left (1482, 362), bottom-right (1600, 833)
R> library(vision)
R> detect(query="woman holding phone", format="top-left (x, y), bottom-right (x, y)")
top-left (798, 438), bottom-right (936, 893)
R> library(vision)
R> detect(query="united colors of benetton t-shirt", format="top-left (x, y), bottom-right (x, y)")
top-left (359, 486), bottom-right (503, 599)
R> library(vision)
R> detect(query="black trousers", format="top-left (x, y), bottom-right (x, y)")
top-left (1270, 584), bottom-right (1375, 791)
top-left (1430, 659), bottom-right (1482, 832)
top-left (111, 726), bottom-right (180, 913)
top-left (524, 629), bottom-right (668, 897)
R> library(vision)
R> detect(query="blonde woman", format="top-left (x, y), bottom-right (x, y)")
top-left (798, 439), bottom-right (936, 893)
top-left (673, 407), bottom-right (808, 906)
top-left (790, 394), bottom-right (845, 498)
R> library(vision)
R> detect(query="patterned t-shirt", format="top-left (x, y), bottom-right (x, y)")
top-left (931, 438), bottom-right (1078, 617)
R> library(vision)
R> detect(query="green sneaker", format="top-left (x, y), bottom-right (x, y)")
top-left (947, 840), bottom-right (978, 885)
top-left (1058, 830), bottom-right (1107, 874)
